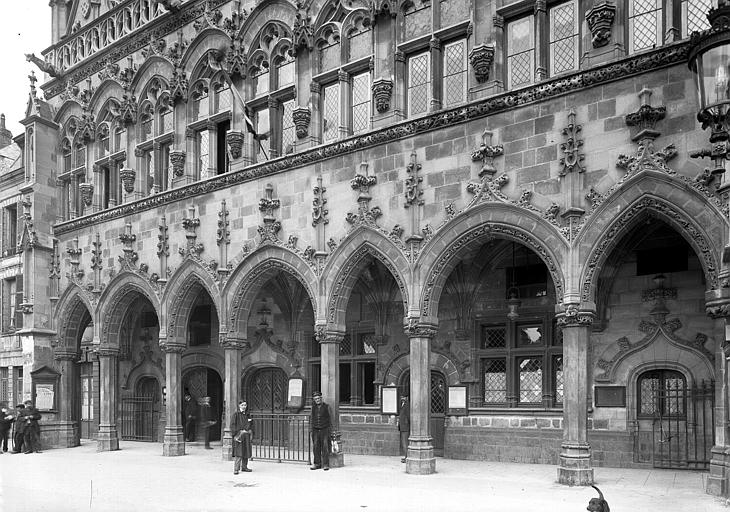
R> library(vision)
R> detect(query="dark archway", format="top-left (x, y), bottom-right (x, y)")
top-left (245, 367), bottom-right (288, 413)
top-left (182, 367), bottom-right (223, 442)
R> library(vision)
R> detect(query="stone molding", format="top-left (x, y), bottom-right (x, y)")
top-left (586, 1), bottom-right (616, 49)
top-left (53, 43), bottom-right (691, 236)
top-left (404, 318), bottom-right (438, 338)
top-left (555, 305), bottom-right (594, 327)
top-left (372, 78), bottom-right (393, 113)
top-left (469, 44), bottom-right (495, 83)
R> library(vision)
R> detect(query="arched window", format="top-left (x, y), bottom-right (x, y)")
top-left (247, 22), bottom-right (296, 160)
top-left (637, 369), bottom-right (687, 418)
top-left (187, 74), bottom-right (230, 180)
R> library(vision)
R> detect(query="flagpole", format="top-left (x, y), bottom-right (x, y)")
top-left (208, 51), bottom-right (269, 161)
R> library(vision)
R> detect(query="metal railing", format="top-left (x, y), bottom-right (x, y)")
top-left (249, 413), bottom-right (311, 464)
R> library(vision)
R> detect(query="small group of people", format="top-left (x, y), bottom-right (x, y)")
top-left (183, 391), bottom-right (216, 449)
top-left (0, 400), bottom-right (42, 454)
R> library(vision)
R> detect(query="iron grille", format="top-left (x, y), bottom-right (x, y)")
top-left (518, 357), bottom-right (543, 403)
top-left (120, 396), bottom-right (157, 442)
top-left (483, 359), bottom-right (507, 403)
top-left (250, 413), bottom-right (311, 464)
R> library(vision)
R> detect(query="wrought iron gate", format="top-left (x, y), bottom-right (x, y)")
top-left (634, 379), bottom-right (714, 469)
top-left (121, 396), bottom-right (157, 441)
top-left (250, 413), bottom-right (311, 463)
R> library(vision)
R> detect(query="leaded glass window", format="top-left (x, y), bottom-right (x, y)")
top-left (281, 99), bottom-right (296, 155)
top-left (482, 326), bottom-right (506, 349)
top-left (141, 114), bottom-right (153, 142)
top-left (443, 39), bottom-right (467, 107)
top-left (216, 82), bottom-right (232, 112)
top-left (549, 1), bottom-right (578, 75)
top-left (408, 52), bottom-right (430, 116)
top-left (518, 357), bottom-right (543, 403)
top-left (144, 150), bottom-right (154, 195)
top-left (553, 355), bottom-right (564, 405)
top-left (197, 130), bottom-right (209, 180)
top-left (483, 359), bottom-right (507, 403)
top-left (193, 91), bottom-right (209, 120)
top-left (352, 71), bottom-right (371, 134)
top-left (254, 69), bottom-right (270, 97)
top-left (277, 59), bottom-right (295, 88)
top-left (98, 127), bottom-right (109, 158)
top-left (62, 140), bottom-right (72, 172)
top-left (160, 108), bottom-right (173, 134)
top-left (323, 83), bottom-right (340, 142)
top-left (255, 108), bottom-right (270, 160)
top-left (638, 369), bottom-right (686, 417)
top-left (507, 16), bottom-right (534, 88)
top-left (629, 0), bottom-right (662, 54)
top-left (682, 0), bottom-right (714, 38)
top-left (74, 143), bottom-right (86, 168)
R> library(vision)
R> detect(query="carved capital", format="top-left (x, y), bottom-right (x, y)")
top-left (97, 345), bottom-right (120, 357)
top-left (372, 78), bottom-right (394, 114)
top-left (79, 182), bottom-right (94, 207)
top-left (292, 107), bottom-right (312, 139)
top-left (469, 44), bottom-right (495, 83)
top-left (586, 1), bottom-right (616, 49)
top-left (169, 149), bottom-right (186, 177)
top-left (226, 130), bottom-right (245, 159)
top-left (54, 347), bottom-right (78, 361)
top-left (556, 305), bottom-right (594, 327)
top-left (160, 342), bottom-right (186, 354)
top-left (404, 318), bottom-right (438, 338)
top-left (120, 168), bottom-right (136, 194)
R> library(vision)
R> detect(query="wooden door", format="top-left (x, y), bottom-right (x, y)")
top-left (430, 371), bottom-right (447, 455)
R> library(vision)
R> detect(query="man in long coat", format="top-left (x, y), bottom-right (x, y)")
top-left (12, 403), bottom-right (25, 453)
top-left (230, 400), bottom-right (253, 474)
top-left (183, 392), bottom-right (197, 442)
top-left (397, 395), bottom-right (410, 463)
top-left (310, 391), bottom-right (331, 471)
top-left (22, 400), bottom-right (42, 453)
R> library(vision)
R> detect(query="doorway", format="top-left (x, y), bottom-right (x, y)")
top-left (182, 367), bottom-right (223, 441)
top-left (400, 370), bottom-right (448, 455)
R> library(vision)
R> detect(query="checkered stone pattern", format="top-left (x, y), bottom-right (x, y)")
top-left (630, 0), bottom-right (660, 52)
top-left (352, 72), bottom-right (370, 134)
top-left (484, 359), bottom-right (507, 403)
top-left (518, 357), bottom-right (542, 403)
top-left (550, 1), bottom-right (577, 75)
top-left (683, 0), bottom-right (712, 37)
top-left (323, 84), bottom-right (339, 141)
top-left (408, 53), bottom-right (430, 116)
top-left (508, 16), bottom-right (534, 88)
top-left (281, 99), bottom-right (295, 154)
top-left (444, 40), bottom-right (466, 106)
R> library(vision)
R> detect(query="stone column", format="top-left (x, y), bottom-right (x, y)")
top-left (221, 337), bottom-right (245, 460)
top-left (319, 328), bottom-right (344, 467)
top-left (161, 340), bottom-right (186, 456)
top-left (556, 305), bottom-right (593, 485)
top-left (54, 347), bottom-right (80, 447)
top-left (405, 321), bottom-right (436, 475)
top-left (705, 298), bottom-right (730, 496)
top-left (97, 346), bottom-right (120, 451)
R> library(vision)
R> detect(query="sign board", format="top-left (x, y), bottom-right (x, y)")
top-left (381, 386), bottom-right (398, 415)
top-left (594, 386), bottom-right (627, 407)
top-left (448, 386), bottom-right (468, 415)
top-left (287, 377), bottom-right (304, 410)
top-left (30, 365), bottom-right (60, 412)
top-left (35, 384), bottom-right (54, 410)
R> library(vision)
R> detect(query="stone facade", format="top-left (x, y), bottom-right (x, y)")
top-left (4, 0), bottom-right (730, 495)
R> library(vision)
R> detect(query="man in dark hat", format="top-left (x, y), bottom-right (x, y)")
top-left (309, 391), bottom-right (331, 471)
top-left (397, 394), bottom-right (410, 463)
top-left (22, 400), bottom-right (42, 453)
top-left (11, 403), bottom-right (25, 453)
top-left (183, 391), bottom-right (197, 442)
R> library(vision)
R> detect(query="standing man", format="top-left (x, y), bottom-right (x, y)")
top-left (397, 394), bottom-right (410, 463)
top-left (200, 396), bottom-right (215, 450)
top-left (230, 400), bottom-right (253, 474)
top-left (22, 400), bottom-right (42, 454)
top-left (183, 391), bottom-right (197, 443)
top-left (0, 404), bottom-right (13, 452)
top-left (310, 391), bottom-right (331, 471)
top-left (12, 403), bottom-right (25, 453)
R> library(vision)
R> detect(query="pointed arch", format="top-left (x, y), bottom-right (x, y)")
top-left (417, 203), bottom-right (567, 319)
top-left (54, 100), bottom-right (84, 126)
top-left (382, 352), bottom-right (461, 387)
top-left (323, 227), bottom-right (411, 329)
top-left (578, 176), bottom-right (725, 303)
top-left (53, 284), bottom-right (94, 350)
top-left (162, 259), bottom-right (222, 340)
top-left (97, 271), bottom-right (161, 347)
top-left (89, 79), bottom-right (126, 116)
top-left (182, 28), bottom-right (231, 78)
top-left (130, 57), bottom-right (174, 95)
top-left (237, 0), bottom-right (297, 49)
top-left (225, 244), bottom-right (318, 339)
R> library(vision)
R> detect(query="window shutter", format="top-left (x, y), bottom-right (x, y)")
top-left (14, 277), bottom-right (23, 329)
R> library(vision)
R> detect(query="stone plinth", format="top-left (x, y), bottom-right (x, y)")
top-left (163, 425), bottom-right (186, 456)
top-left (97, 424), bottom-right (119, 451)
top-left (406, 436), bottom-right (436, 475)
top-left (557, 442), bottom-right (594, 485)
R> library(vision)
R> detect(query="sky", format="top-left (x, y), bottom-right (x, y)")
top-left (0, 3), bottom-right (52, 139)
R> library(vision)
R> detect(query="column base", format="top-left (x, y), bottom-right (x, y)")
top-left (221, 429), bottom-right (233, 461)
top-left (96, 424), bottom-right (119, 452)
top-left (40, 420), bottom-right (80, 448)
top-left (406, 436), bottom-right (436, 475)
top-left (557, 442), bottom-right (593, 486)
top-left (706, 446), bottom-right (730, 497)
top-left (162, 426), bottom-right (186, 456)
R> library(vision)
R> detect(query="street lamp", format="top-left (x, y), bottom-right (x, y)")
top-left (688, 1), bottom-right (730, 185)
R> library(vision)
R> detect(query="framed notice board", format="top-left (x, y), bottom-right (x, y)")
top-left (594, 386), bottom-right (626, 407)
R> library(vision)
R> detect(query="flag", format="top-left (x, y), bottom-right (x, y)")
top-left (243, 105), bottom-right (270, 141)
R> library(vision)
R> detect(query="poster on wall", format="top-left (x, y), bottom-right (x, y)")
top-left (30, 365), bottom-right (59, 412)
top-left (448, 386), bottom-right (468, 415)
top-left (35, 384), bottom-right (54, 410)
top-left (382, 386), bottom-right (398, 414)
top-left (287, 377), bottom-right (304, 410)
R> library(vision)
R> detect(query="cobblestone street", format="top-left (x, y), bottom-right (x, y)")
top-left (0, 441), bottom-right (725, 511)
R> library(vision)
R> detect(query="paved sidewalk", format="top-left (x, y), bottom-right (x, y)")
top-left (0, 441), bottom-right (726, 512)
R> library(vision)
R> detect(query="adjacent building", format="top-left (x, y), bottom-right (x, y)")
top-left (5, 0), bottom-right (730, 495)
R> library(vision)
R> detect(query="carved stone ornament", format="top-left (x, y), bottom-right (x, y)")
top-left (292, 107), bottom-right (311, 139)
top-left (559, 109), bottom-right (585, 176)
top-left (586, 1), bottom-right (616, 48)
top-left (312, 175), bottom-right (328, 227)
top-left (169, 149), bottom-right (186, 177)
top-left (293, 3), bottom-right (314, 52)
top-left (372, 78), bottom-right (394, 114)
top-left (469, 44), bottom-right (495, 83)
top-left (79, 182), bottom-right (94, 207)
top-left (226, 130), bottom-right (244, 159)
top-left (119, 94), bottom-right (138, 125)
top-left (404, 318), bottom-right (438, 338)
top-left (556, 305), bottom-right (594, 327)
top-left (120, 168), bottom-right (136, 193)
top-left (471, 130), bottom-right (504, 177)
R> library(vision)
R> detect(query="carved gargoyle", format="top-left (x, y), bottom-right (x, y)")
top-left (25, 53), bottom-right (59, 78)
